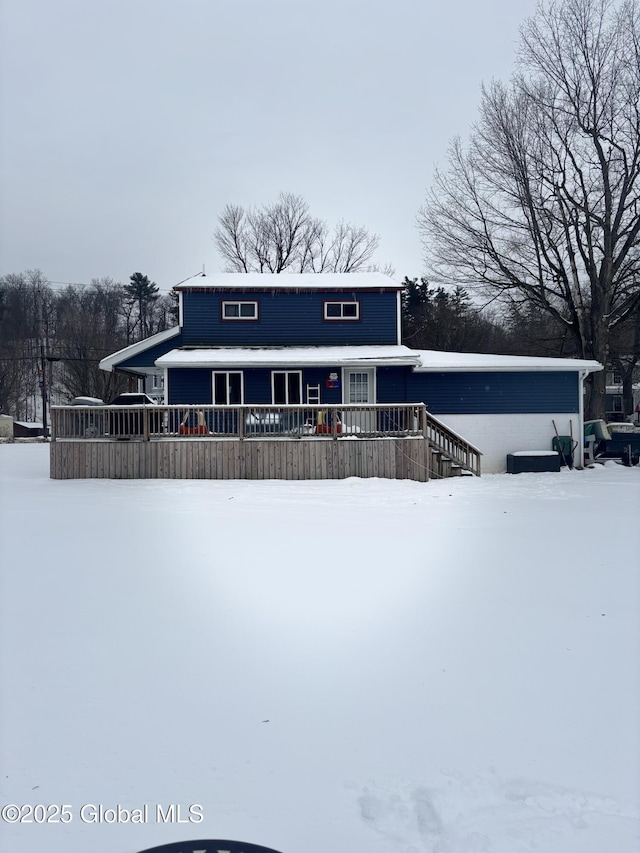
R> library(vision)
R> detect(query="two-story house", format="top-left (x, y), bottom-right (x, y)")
top-left (93, 272), bottom-right (602, 474)
top-left (100, 273), bottom-right (411, 410)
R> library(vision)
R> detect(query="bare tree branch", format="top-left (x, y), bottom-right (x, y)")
top-left (419, 0), bottom-right (640, 418)
top-left (214, 193), bottom-right (384, 274)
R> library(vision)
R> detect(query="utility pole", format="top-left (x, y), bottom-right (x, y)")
top-left (39, 343), bottom-right (48, 437)
top-left (36, 281), bottom-right (48, 437)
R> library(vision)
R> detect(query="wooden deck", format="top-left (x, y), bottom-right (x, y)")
top-left (50, 437), bottom-right (437, 481)
top-left (50, 403), bottom-right (481, 481)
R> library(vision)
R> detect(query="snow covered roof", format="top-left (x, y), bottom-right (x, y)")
top-left (606, 382), bottom-right (640, 391)
top-left (156, 345), bottom-right (420, 368)
top-left (173, 272), bottom-right (403, 291)
top-left (99, 326), bottom-right (180, 372)
top-left (69, 396), bottom-right (104, 406)
top-left (155, 346), bottom-right (603, 372)
top-left (413, 350), bottom-right (603, 373)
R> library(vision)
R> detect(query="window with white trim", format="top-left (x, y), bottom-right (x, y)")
top-left (212, 371), bottom-right (243, 404)
top-left (324, 301), bottom-right (360, 320)
top-left (272, 371), bottom-right (302, 404)
top-left (222, 301), bottom-right (258, 320)
top-left (348, 371), bottom-right (371, 403)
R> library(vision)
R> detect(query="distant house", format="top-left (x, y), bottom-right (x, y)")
top-left (13, 421), bottom-right (44, 438)
top-left (94, 272), bottom-right (602, 473)
top-left (605, 370), bottom-right (640, 422)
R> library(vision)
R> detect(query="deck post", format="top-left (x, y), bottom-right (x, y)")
top-left (420, 404), bottom-right (430, 478)
top-left (143, 407), bottom-right (150, 441)
top-left (237, 406), bottom-right (244, 440)
top-left (331, 407), bottom-right (338, 440)
top-left (419, 404), bottom-right (426, 436)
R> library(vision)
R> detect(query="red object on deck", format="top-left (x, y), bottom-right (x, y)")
top-left (179, 424), bottom-right (209, 435)
top-left (315, 422), bottom-right (342, 434)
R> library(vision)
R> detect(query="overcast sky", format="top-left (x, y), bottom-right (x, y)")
top-left (0, 0), bottom-right (539, 292)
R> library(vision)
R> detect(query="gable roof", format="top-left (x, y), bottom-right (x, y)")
top-left (99, 326), bottom-right (181, 372)
top-left (173, 272), bottom-right (403, 291)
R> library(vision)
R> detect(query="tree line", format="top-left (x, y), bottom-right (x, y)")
top-left (5, 263), bottom-right (635, 423)
top-left (0, 270), bottom-right (176, 420)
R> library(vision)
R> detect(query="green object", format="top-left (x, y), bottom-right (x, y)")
top-left (584, 420), bottom-right (609, 440)
top-left (552, 435), bottom-right (573, 467)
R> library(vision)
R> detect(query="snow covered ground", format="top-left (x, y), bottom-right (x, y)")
top-left (0, 443), bottom-right (638, 853)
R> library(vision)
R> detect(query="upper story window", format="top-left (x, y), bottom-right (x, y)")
top-left (324, 300), bottom-right (360, 321)
top-left (608, 394), bottom-right (623, 413)
top-left (222, 300), bottom-right (259, 320)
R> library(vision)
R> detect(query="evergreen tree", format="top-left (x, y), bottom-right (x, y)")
top-left (401, 277), bottom-right (509, 353)
top-left (165, 290), bottom-right (179, 324)
top-left (124, 272), bottom-right (159, 340)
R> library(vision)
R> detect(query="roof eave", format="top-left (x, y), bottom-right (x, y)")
top-left (156, 357), bottom-right (419, 369)
top-left (174, 285), bottom-right (404, 293)
top-left (99, 327), bottom-right (181, 372)
top-left (414, 361), bottom-right (603, 374)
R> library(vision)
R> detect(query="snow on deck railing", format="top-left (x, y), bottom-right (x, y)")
top-left (50, 403), bottom-right (482, 475)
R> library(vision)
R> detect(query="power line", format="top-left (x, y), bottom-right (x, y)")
top-left (0, 353), bottom-right (116, 362)
top-left (47, 280), bottom-right (176, 294)
top-left (41, 272), bottom-right (204, 292)
top-left (2, 277), bottom-right (186, 294)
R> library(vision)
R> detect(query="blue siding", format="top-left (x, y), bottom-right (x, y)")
top-left (168, 365), bottom-right (579, 414)
top-left (376, 366), bottom-right (409, 403)
top-left (405, 371), bottom-right (579, 414)
top-left (168, 368), bottom-right (213, 404)
top-left (118, 332), bottom-right (183, 370)
top-left (169, 366), bottom-right (345, 405)
top-left (180, 290), bottom-right (398, 346)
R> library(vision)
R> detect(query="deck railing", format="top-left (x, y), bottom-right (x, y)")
top-left (51, 403), bottom-right (481, 475)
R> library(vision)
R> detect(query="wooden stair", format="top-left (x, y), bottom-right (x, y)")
top-left (424, 412), bottom-right (482, 478)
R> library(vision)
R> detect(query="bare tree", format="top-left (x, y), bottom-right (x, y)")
top-left (53, 279), bottom-right (129, 401)
top-left (214, 192), bottom-right (382, 274)
top-left (301, 220), bottom-right (384, 273)
top-left (419, 0), bottom-right (640, 418)
top-left (0, 270), bottom-right (53, 420)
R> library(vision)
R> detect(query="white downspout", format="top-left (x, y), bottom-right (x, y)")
top-left (577, 369), bottom-right (587, 468)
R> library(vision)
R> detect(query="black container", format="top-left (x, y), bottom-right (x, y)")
top-left (507, 452), bottom-right (561, 473)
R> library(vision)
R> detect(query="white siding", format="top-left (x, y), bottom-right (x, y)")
top-left (435, 413), bottom-right (582, 473)
top-left (0, 415), bottom-right (14, 438)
